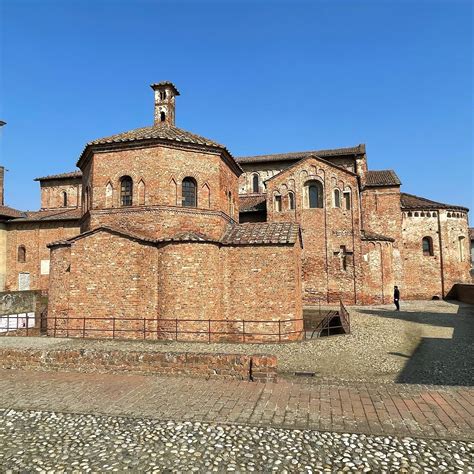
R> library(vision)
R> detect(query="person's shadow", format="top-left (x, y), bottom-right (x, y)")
top-left (358, 302), bottom-right (474, 386)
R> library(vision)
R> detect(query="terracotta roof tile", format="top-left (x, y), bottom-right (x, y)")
top-left (236, 144), bottom-right (365, 164)
top-left (401, 193), bottom-right (468, 211)
top-left (0, 205), bottom-right (25, 218)
top-left (87, 125), bottom-right (227, 150)
top-left (34, 171), bottom-right (82, 181)
top-left (365, 170), bottom-right (401, 187)
top-left (221, 222), bottom-right (299, 245)
top-left (12, 208), bottom-right (82, 222)
top-left (239, 193), bottom-right (267, 213)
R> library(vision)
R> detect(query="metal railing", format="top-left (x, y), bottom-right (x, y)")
top-left (0, 306), bottom-right (351, 342)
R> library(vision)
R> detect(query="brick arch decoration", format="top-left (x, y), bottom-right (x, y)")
top-left (169, 177), bottom-right (178, 206)
top-left (105, 181), bottom-right (114, 208)
top-left (137, 179), bottom-right (146, 206)
top-left (201, 182), bottom-right (211, 208)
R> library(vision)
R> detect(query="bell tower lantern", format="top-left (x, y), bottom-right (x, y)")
top-left (151, 81), bottom-right (180, 127)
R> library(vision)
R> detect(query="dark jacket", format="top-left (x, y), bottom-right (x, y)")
top-left (394, 288), bottom-right (400, 300)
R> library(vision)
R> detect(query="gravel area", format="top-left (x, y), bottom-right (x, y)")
top-left (1, 300), bottom-right (473, 385)
top-left (1, 409), bottom-right (472, 473)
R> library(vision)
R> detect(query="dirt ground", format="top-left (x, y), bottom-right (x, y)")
top-left (1, 300), bottom-right (472, 386)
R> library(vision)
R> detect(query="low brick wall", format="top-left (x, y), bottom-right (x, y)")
top-left (0, 348), bottom-right (277, 383)
top-left (446, 283), bottom-right (474, 305)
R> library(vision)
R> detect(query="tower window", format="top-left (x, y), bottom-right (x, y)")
top-left (160, 91), bottom-right (167, 100)
top-left (160, 111), bottom-right (166, 122)
top-left (182, 177), bottom-right (197, 207)
top-left (422, 236), bottom-right (433, 256)
top-left (120, 176), bottom-right (133, 206)
top-left (252, 174), bottom-right (259, 193)
top-left (304, 180), bottom-right (324, 208)
top-left (18, 245), bottom-right (26, 263)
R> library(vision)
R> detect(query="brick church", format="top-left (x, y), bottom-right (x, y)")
top-left (0, 82), bottom-right (471, 340)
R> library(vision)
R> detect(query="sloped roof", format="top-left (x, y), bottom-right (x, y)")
top-left (401, 193), bottom-right (468, 211)
top-left (48, 226), bottom-right (220, 247)
top-left (87, 125), bottom-right (226, 150)
top-left (361, 230), bottom-right (395, 242)
top-left (0, 205), bottom-right (25, 219)
top-left (49, 223), bottom-right (299, 248)
top-left (221, 222), bottom-right (299, 245)
top-left (34, 171), bottom-right (82, 181)
top-left (236, 144), bottom-right (365, 164)
top-left (264, 154), bottom-right (357, 185)
top-left (239, 193), bottom-right (267, 213)
top-left (365, 170), bottom-right (401, 187)
top-left (11, 208), bottom-right (82, 223)
top-left (78, 124), bottom-right (241, 174)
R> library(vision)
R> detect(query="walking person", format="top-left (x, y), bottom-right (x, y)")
top-left (394, 285), bottom-right (400, 311)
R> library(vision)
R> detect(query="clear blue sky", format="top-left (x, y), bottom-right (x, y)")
top-left (0, 0), bottom-right (472, 213)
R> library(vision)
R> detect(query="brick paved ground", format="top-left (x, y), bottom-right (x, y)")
top-left (0, 370), bottom-right (472, 442)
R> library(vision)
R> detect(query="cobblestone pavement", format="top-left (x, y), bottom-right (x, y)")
top-left (0, 370), bottom-right (472, 442)
top-left (1, 409), bottom-right (473, 473)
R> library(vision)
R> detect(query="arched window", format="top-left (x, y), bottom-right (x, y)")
top-left (120, 176), bottom-right (133, 206)
top-left (333, 189), bottom-right (341, 208)
top-left (252, 174), bottom-right (259, 193)
top-left (422, 237), bottom-right (433, 256)
top-left (343, 191), bottom-right (351, 210)
top-left (18, 246), bottom-right (26, 263)
top-left (305, 180), bottom-right (324, 208)
top-left (62, 191), bottom-right (68, 207)
top-left (288, 192), bottom-right (295, 210)
top-left (182, 177), bottom-right (197, 207)
top-left (160, 111), bottom-right (166, 122)
top-left (160, 91), bottom-right (167, 100)
top-left (274, 194), bottom-right (282, 212)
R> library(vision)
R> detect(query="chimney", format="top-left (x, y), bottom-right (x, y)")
top-left (150, 81), bottom-right (180, 127)
top-left (0, 166), bottom-right (4, 206)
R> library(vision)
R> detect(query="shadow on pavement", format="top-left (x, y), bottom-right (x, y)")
top-left (358, 301), bottom-right (474, 387)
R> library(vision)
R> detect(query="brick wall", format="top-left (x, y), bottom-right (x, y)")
top-left (401, 210), bottom-right (470, 299)
top-left (0, 347), bottom-right (277, 382)
top-left (48, 228), bottom-right (303, 343)
top-left (40, 178), bottom-right (82, 210)
top-left (359, 241), bottom-right (395, 304)
top-left (6, 221), bottom-right (80, 291)
top-left (361, 186), bottom-right (403, 288)
top-left (265, 157), bottom-right (361, 304)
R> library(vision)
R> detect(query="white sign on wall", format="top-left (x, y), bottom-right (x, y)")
top-left (18, 272), bottom-right (30, 291)
top-left (41, 259), bottom-right (50, 275)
